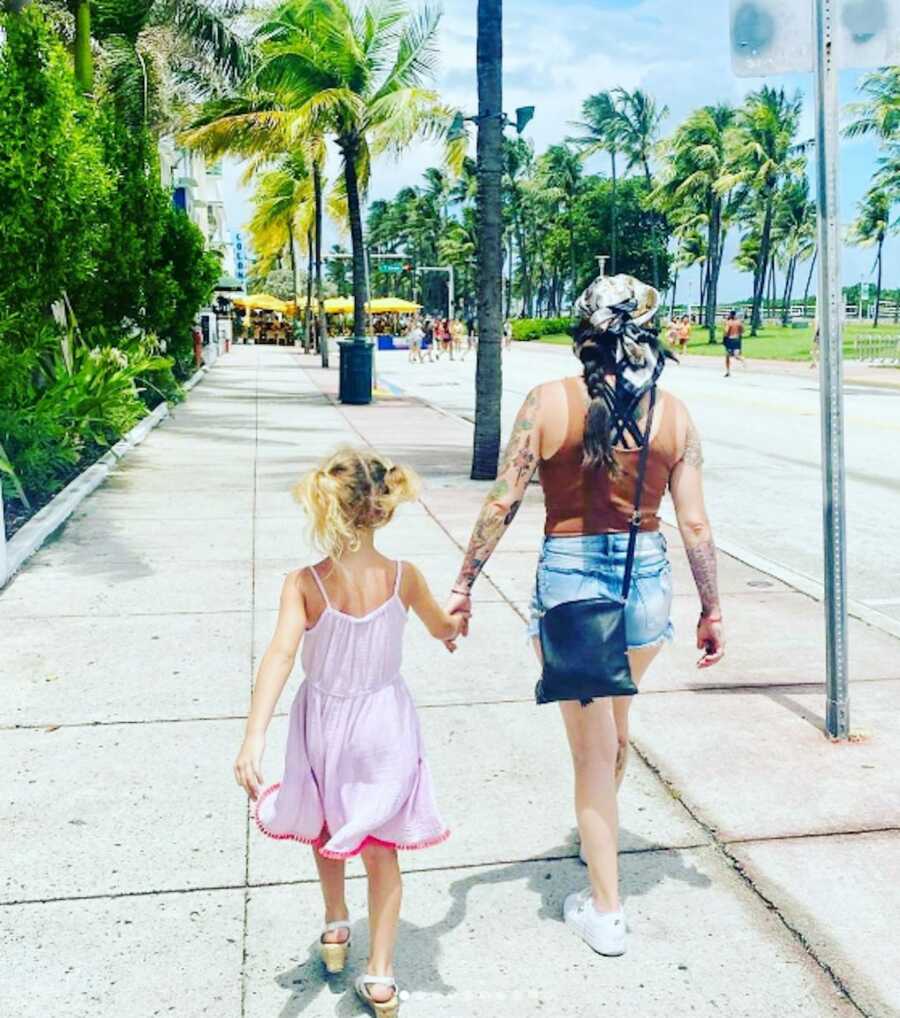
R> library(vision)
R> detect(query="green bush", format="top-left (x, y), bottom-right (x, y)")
top-left (512, 317), bottom-right (575, 341)
top-left (0, 315), bottom-right (174, 509)
top-left (0, 8), bottom-right (109, 326)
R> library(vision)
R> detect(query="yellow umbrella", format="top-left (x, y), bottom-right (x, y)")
top-left (367, 298), bottom-right (422, 313)
top-left (284, 297), bottom-right (319, 316)
top-left (324, 297), bottom-right (354, 314)
top-left (233, 293), bottom-right (289, 313)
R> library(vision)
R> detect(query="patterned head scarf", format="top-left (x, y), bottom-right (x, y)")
top-left (574, 273), bottom-right (665, 398)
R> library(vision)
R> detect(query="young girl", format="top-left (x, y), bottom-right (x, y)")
top-left (234, 447), bottom-right (463, 1017)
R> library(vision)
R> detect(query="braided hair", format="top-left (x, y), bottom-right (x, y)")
top-left (574, 315), bottom-right (673, 474)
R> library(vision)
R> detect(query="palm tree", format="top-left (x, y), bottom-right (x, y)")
top-left (613, 87), bottom-right (668, 289)
top-left (540, 143), bottom-right (582, 308)
top-left (183, 83), bottom-right (334, 363)
top-left (88, 0), bottom-right (249, 130)
top-left (654, 104), bottom-right (735, 341)
top-left (771, 175), bottom-right (816, 325)
top-left (256, 0), bottom-right (457, 340)
top-left (247, 155), bottom-right (315, 343)
top-left (472, 0), bottom-right (503, 481)
top-left (723, 86), bottom-right (804, 335)
top-left (570, 91), bottom-right (623, 274)
top-left (849, 185), bottom-right (892, 328)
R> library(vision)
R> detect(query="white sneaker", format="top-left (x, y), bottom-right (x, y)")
top-left (564, 890), bottom-right (626, 956)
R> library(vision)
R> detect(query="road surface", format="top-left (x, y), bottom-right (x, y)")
top-left (380, 343), bottom-right (900, 626)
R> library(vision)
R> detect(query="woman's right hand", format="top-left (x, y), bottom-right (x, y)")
top-left (234, 732), bottom-right (265, 800)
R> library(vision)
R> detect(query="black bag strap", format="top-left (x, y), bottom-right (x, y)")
top-left (621, 386), bottom-right (657, 599)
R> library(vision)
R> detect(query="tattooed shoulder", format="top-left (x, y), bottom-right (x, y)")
top-left (682, 420), bottom-right (703, 469)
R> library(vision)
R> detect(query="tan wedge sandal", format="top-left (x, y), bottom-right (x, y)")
top-left (355, 974), bottom-right (400, 1018)
top-left (319, 920), bottom-right (351, 974)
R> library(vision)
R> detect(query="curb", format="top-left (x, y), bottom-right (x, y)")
top-left (1, 366), bottom-right (208, 589)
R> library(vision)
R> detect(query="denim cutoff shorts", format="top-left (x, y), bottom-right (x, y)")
top-left (527, 532), bottom-right (675, 650)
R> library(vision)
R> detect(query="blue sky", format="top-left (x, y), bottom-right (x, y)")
top-left (222, 0), bottom-right (895, 301)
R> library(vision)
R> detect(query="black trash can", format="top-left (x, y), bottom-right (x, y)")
top-left (338, 337), bottom-right (374, 405)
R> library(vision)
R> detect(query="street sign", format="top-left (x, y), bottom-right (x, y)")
top-left (379, 263), bottom-right (404, 274)
top-left (731, 0), bottom-right (900, 75)
top-left (731, 0), bottom-right (859, 739)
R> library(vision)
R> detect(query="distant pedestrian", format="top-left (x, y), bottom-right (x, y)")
top-left (407, 319), bottom-right (425, 364)
top-left (423, 317), bottom-right (434, 358)
top-left (723, 310), bottom-right (747, 377)
top-left (450, 317), bottom-right (464, 358)
top-left (503, 319), bottom-right (513, 351)
top-left (464, 315), bottom-right (477, 359)
top-left (810, 317), bottom-right (820, 370)
top-left (235, 448), bottom-right (463, 1016)
top-left (677, 314), bottom-right (692, 355)
top-left (666, 317), bottom-right (680, 350)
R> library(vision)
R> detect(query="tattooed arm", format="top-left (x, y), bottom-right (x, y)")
top-left (451, 386), bottom-right (543, 601)
top-left (669, 412), bottom-right (726, 668)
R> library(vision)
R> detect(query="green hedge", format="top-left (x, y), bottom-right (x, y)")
top-left (0, 8), bottom-right (219, 522)
top-left (511, 317), bottom-right (575, 341)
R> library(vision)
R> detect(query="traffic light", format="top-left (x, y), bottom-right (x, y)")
top-left (730, 0), bottom-right (900, 76)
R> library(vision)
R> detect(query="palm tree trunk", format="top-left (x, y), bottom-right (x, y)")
top-left (305, 229), bottom-right (314, 351)
top-left (313, 160), bottom-right (328, 368)
top-left (669, 262), bottom-right (679, 320)
top-left (340, 138), bottom-right (369, 339)
top-left (287, 219), bottom-right (300, 325)
top-left (803, 248), bottom-right (817, 314)
top-left (643, 161), bottom-right (660, 289)
top-left (472, 0), bottom-right (504, 481)
top-left (781, 255), bottom-right (797, 326)
top-left (875, 236), bottom-right (884, 328)
top-left (73, 1), bottom-right (93, 96)
top-left (706, 196), bottom-right (721, 343)
top-left (610, 150), bottom-right (618, 275)
top-left (751, 197), bottom-right (775, 335)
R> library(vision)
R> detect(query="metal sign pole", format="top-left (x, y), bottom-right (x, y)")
top-left (812, 0), bottom-right (850, 739)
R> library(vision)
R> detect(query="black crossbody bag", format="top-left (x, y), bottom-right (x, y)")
top-left (536, 387), bottom-right (657, 706)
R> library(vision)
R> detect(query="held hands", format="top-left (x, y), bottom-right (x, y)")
top-left (234, 732), bottom-right (265, 800)
top-left (696, 615), bottom-right (725, 669)
top-left (443, 589), bottom-right (473, 652)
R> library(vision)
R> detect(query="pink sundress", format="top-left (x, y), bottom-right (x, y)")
top-left (254, 562), bottom-right (450, 860)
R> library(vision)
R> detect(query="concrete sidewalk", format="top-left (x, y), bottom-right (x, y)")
top-left (2, 345), bottom-right (898, 1018)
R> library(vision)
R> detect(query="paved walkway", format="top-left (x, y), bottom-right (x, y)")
top-left (2, 345), bottom-right (898, 1018)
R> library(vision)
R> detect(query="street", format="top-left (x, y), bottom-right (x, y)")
top-left (381, 343), bottom-right (900, 626)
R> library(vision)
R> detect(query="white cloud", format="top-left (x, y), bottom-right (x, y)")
top-left (222, 0), bottom-right (895, 301)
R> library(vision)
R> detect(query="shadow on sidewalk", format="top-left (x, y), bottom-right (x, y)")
top-left (271, 835), bottom-right (712, 1016)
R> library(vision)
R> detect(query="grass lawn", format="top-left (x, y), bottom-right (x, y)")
top-left (533, 322), bottom-right (900, 361)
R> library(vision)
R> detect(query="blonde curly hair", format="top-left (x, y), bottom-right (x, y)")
top-left (293, 447), bottom-right (421, 558)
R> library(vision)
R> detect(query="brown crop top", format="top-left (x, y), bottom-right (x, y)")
top-left (540, 377), bottom-right (685, 536)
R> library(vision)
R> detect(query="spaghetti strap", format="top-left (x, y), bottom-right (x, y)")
top-left (393, 560), bottom-right (403, 596)
top-left (308, 565), bottom-right (331, 608)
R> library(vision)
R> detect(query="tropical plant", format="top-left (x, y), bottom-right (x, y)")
top-left (254, 0), bottom-right (460, 340)
top-left (570, 90), bottom-right (624, 274)
top-left (654, 104), bottom-right (735, 341)
top-left (848, 185), bottom-right (893, 328)
top-left (0, 7), bottom-right (109, 325)
top-left (722, 86), bottom-right (804, 334)
top-left (472, 0), bottom-right (504, 480)
top-left (771, 174), bottom-right (816, 325)
top-left (612, 87), bottom-right (669, 288)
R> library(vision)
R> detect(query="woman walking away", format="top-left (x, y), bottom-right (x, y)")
top-left (235, 448), bottom-right (462, 1016)
top-left (445, 275), bottom-right (725, 958)
top-left (723, 310), bottom-right (747, 376)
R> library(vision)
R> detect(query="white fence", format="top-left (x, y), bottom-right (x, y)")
top-left (852, 333), bottom-right (900, 365)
